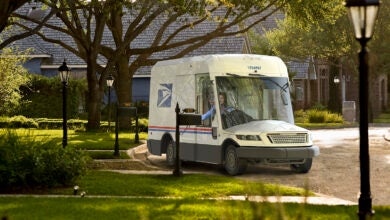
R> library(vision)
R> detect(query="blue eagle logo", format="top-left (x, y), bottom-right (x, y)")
top-left (157, 84), bottom-right (172, 108)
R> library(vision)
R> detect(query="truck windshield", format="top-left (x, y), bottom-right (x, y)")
top-left (215, 76), bottom-right (294, 129)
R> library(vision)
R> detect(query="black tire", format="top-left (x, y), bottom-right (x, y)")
top-left (290, 158), bottom-right (312, 173)
top-left (166, 140), bottom-right (175, 166)
top-left (224, 145), bottom-right (247, 175)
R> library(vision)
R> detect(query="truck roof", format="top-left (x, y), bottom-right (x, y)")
top-left (151, 54), bottom-right (288, 77)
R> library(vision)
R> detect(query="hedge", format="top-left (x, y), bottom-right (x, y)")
top-left (0, 116), bottom-right (149, 132)
top-left (16, 74), bottom-right (87, 119)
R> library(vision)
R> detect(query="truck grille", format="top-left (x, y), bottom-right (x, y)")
top-left (267, 133), bottom-right (308, 144)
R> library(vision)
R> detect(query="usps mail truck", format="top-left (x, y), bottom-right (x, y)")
top-left (147, 54), bottom-right (319, 175)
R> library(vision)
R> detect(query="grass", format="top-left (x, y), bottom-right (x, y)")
top-left (295, 122), bottom-right (353, 129)
top-left (0, 197), bottom-right (379, 220)
top-left (47, 170), bottom-right (311, 198)
top-left (1, 171), bottom-right (390, 219)
top-left (0, 128), bottom-right (147, 151)
top-left (1, 128), bottom-right (390, 219)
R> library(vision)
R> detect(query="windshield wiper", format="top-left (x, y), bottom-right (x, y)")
top-left (226, 73), bottom-right (240, 77)
top-left (249, 74), bottom-right (289, 92)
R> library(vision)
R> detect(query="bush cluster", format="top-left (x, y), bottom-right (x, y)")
top-left (0, 130), bottom-right (89, 191)
top-left (34, 118), bottom-right (87, 130)
top-left (0, 116), bottom-right (86, 130)
top-left (306, 110), bottom-right (343, 123)
top-left (0, 116), bottom-right (38, 128)
top-left (0, 116), bottom-right (149, 132)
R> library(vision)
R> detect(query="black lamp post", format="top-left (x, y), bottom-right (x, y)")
top-left (345, 0), bottom-right (380, 219)
top-left (58, 60), bottom-right (71, 148)
top-left (106, 74), bottom-right (114, 132)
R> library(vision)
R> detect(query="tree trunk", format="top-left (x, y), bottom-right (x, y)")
top-left (87, 91), bottom-right (102, 130)
top-left (115, 56), bottom-right (133, 129)
top-left (86, 60), bottom-right (104, 130)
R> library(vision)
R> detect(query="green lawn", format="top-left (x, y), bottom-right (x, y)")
top-left (1, 171), bottom-right (390, 219)
top-left (0, 128), bottom-right (147, 150)
top-left (0, 128), bottom-right (143, 159)
top-left (1, 196), bottom-right (377, 220)
top-left (2, 129), bottom-right (390, 219)
top-left (50, 170), bottom-right (311, 198)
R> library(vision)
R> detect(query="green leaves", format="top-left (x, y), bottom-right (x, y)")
top-left (0, 130), bottom-right (89, 190)
top-left (0, 48), bottom-right (30, 116)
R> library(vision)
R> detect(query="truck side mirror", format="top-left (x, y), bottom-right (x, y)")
top-left (281, 92), bottom-right (289, 106)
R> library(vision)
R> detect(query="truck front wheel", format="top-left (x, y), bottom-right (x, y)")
top-left (290, 158), bottom-right (312, 173)
top-left (224, 145), bottom-right (247, 175)
top-left (166, 141), bottom-right (175, 166)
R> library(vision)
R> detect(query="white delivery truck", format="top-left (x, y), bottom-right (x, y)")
top-left (147, 54), bottom-right (319, 175)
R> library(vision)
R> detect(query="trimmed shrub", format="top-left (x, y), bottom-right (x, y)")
top-left (324, 112), bottom-right (343, 123)
top-left (0, 116), bottom-right (39, 128)
top-left (306, 110), bottom-right (343, 123)
top-left (136, 118), bottom-right (148, 132)
top-left (307, 110), bottom-right (326, 123)
top-left (0, 117), bottom-right (87, 129)
top-left (0, 117), bottom-right (9, 128)
top-left (9, 116), bottom-right (39, 128)
top-left (0, 130), bottom-right (89, 191)
top-left (0, 116), bottom-right (148, 131)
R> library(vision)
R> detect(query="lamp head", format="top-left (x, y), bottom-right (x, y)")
top-left (345, 0), bottom-right (380, 40)
top-left (334, 76), bottom-right (340, 84)
top-left (58, 61), bottom-right (71, 83)
top-left (106, 74), bottom-right (114, 87)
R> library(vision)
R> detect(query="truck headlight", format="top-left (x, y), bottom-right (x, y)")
top-left (236, 135), bottom-right (261, 141)
top-left (308, 132), bottom-right (313, 142)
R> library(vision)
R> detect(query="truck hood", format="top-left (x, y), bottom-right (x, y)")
top-left (225, 120), bottom-right (308, 133)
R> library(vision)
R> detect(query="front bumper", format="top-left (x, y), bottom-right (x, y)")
top-left (236, 145), bottom-right (320, 159)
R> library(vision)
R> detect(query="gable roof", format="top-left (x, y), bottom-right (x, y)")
top-left (6, 4), bottom-right (248, 75)
top-left (5, 3), bottom-right (311, 79)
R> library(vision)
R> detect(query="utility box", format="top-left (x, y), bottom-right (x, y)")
top-left (342, 101), bottom-right (356, 123)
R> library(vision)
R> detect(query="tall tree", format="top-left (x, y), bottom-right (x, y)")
top-left (264, 10), bottom-right (350, 111)
top-left (10, 0), bottom-right (343, 129)
top-left (259, 1), bottom-right (348, 61)
top-left (0, 48), bottom-right (30, 115)
top-left (0, 0), bottom-right (29, 34)
top-left (254, 0), bottom-right (389, 114)
top-left (369, 0), bottom-right (390, 77)
top-left (0, 0), bottom-right (56, 50)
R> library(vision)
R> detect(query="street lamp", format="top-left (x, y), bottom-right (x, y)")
top-left (106, 74), bottom-right (114, 131)
top-left (58, 60), bottom-right (71, 148)
top-left (345, 0), bottom-right (380, 219)
top-left (333, 76), bottom-right (340, 84)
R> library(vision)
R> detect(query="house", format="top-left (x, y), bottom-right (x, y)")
top-left (3, 3), bottom-right (388, 119)
top-left (6, 4), bottom-right (248, 107)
